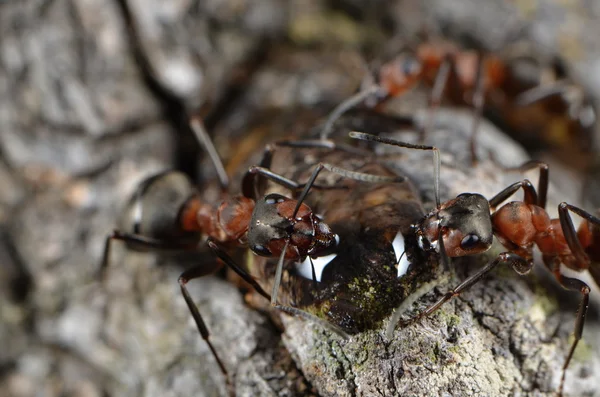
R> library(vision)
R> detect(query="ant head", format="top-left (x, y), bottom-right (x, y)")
top-left (247, 193), bottom-right (337, 260)
top-left (420, 193), bottom-right (493, 257)
top-left (378, 53), bottom-right (423, 97)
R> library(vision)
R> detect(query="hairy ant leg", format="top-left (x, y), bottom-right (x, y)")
top-left (469, 53), bottom-right (485, 165)
top-left (177, 259), bottom-right (231, 377)
top-left (553, 203), bottom-right (600, 395)
top-left (100, 230), bottom-right (198, 280)
top-left (488, 179), bottom-right (540, 209)
top-left (242, 138), bottom-right (374, 200)
top-left (399, 252), bottom-right (533, 328)
top-left (190, 116), bottom-right (230, 192)
top-left (497, 160), bottom-right (549, 209)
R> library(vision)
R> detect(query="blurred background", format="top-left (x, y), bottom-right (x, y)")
top-left (1, 0), bottom-right (600, 396)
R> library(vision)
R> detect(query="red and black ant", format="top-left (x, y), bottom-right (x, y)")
top-left (350, 131), bottom-right (599, 396)
top-left (100, 117), bottom-right (403, 388)
top-left (320, 41), bottom-right (595, 165)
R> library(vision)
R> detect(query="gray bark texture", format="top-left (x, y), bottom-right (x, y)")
top-left (1, 1), bottom-right (599, 397)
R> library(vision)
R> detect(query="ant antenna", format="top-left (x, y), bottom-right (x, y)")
top-left (189, 116), bottom-right (230, 191)
top-left (349, 131), bottom-right (441, 208)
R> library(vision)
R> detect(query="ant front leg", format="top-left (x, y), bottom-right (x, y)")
top-left (178, 259), bottom-right (229, 378)
top-left (100, 230), bottom-right (196, 281)
top-left (241, 140), bottom-right (372, 200)
top-left (488, 179), bottom-right (539, 211)
top-left (178, 239), bottom-right (272, 384)
top-left (397, 252), bottom-right (533, 328)
top-left (500, 161), bottom-right (549, 209)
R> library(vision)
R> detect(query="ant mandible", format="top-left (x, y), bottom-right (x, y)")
top-left (100, 117), bottom-right (402, 387)
top-left (350, 131), bottom-right (599, 397)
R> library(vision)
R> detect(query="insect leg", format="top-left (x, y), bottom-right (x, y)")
top-left (420, 54), bottom-right (452, 143)
top-left (488, 179), bottom-right (539, 210)
top-left (397, 252), bottom-right (532, 329)
top-left (501, 161), bottom-right (549, 209)
top-left (178, 260), bottom-right (229, 378)
top-left (349, 131), bottom-right (441, 208)
top-left (99, 230), bottom-right (196, 281)
top-left (189, 116), bottom-right (229, 192)
top-left (469, 52), bottom-right (485, 165)
top-left (544, 257), bottom-right (591, 397)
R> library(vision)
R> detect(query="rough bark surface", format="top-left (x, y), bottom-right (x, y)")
top-left (1, 1), bottom-right (599, 397)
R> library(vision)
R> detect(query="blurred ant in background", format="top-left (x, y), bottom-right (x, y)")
top-left (351, 131), bottom-right (600, 397)
top-left (320, 40), bottom-right (596, 167)
top-left (100, 117), bottom-right (402, 389)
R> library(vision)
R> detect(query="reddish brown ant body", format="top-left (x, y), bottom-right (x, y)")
top-left (101, 117), bottom-right (402, 387)
top-left (322, 42), bottom-right (595, 165)
top-left (350, 131), bottom-right (600, 397)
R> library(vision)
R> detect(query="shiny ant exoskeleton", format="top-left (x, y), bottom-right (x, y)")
top-left (350, 131), bottom-right (600, 397)
top-left (321, 41), bottom-right (595, 165)
top-left (100, 117), bottom-right (402, 387)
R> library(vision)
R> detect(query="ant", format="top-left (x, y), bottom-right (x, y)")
top-left (350, 131), bottom-right (600, 397)
top-left (320, 41), bottom-right (595, 165)
top-left (100, 116), bottom-right (402, 388)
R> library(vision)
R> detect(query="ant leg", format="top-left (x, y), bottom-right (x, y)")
top-left (206, 239), bottom-right (271, 301)
top-left (349, 131), bottom-right (441, 208)
top-left (469, 53), bottom-right (485, 165)
top-left (319, 85), bottom-right (382, 140)
top-left (241, 140), bottom-right (373, 199)
top-left (397, 252), bottom-right (531, 329)
top-left (292, 161), bottom-right (406, 216)
top-left (501, 161), bottom-right (549, 209)
top-left (269, 239), bottom-right (349, 338)
top-left (178, 238), bottom-right (281, 381)
top-left (178, 262), bottom-right (229, 377)
top-left (558, 203), bottom-right (600, 269)
top-left (514, 80), bottom-right (571, 107)
top-left (545, 258), bottom-right (591, 397)
top-left (99, 230), bottom-right (196, 280)
top-left (488, 179), bottom-right (538, 210)
top-left (189, 116), bottom-right (229, 192)
top-left (421, 54), bottom-right (453, 143)
top-left (555, 203), bottom-right (599, 395)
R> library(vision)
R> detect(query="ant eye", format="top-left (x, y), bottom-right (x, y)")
top-left (252, 244), bottom-right (271, 256)
top-left (460, 234), bottom-right (480, 250)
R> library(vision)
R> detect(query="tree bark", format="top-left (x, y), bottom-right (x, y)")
top-left (1, 1), bottom-right (599, 397)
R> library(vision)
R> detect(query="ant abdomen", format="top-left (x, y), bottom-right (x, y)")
top-left (120, 170), bottom-right (200, 246)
